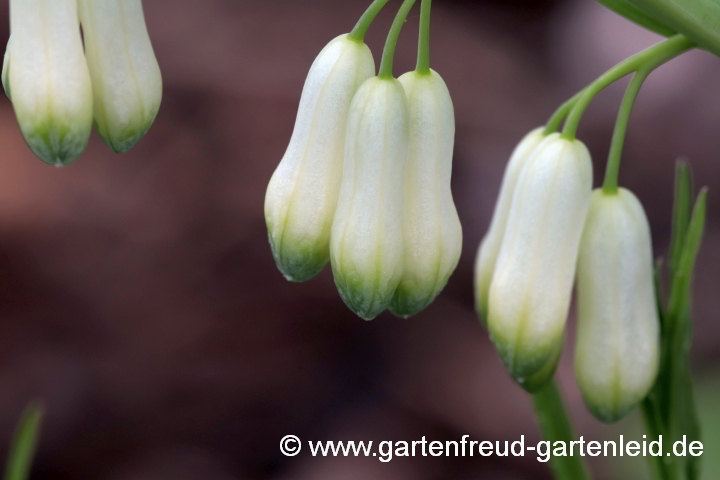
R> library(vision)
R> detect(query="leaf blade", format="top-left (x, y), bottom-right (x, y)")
top-left (4, 402), bottom-right (44, 480)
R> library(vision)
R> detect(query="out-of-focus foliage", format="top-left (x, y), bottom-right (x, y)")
top-left (643, 161), bottom-right (706, 480)
top-left (596, 0), bottom-right (720, 57)
top-left (4, 402), bottom-right (43, 480)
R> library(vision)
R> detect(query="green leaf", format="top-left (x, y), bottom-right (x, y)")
top-left (641, 394), bottom-right (669, 480)
top-left (4, 402), bottom-right (43, 480)
top-left (532, 381), bottom-right (591, 480)
top-left (654, 258), bottom-right (668, 324)
top-left (666, 189), bottom-right (706, 480)
top-left (668, 189), bottom-right (707, 318)
top-left (595, 0), bottom-right (677, 36)
top-left (626, 0), bottom-right (720, 58)
top-left (644, 168), bottom-right (707, 480)
top-left (669, 161), bottom-right (692, 280)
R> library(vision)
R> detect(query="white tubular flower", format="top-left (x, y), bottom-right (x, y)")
top-left (78, 0), bottom-right (162, 153)
top-left (330, 77), bottom-right (409, 320)
top-left (474, 127), bottom-right (545, 323)
top-left (265, 34), bottom-right (375, 282)
top-left (575, 188), bottom-right (660, 422)
top-left (389, 70), bottom-right (462, 318)
top-left (488, 133), bottom-right (593, 386)
top-left (4, 0), bottom-right (93, 166)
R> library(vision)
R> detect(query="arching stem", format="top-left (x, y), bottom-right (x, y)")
top-left (561, 34), bottom-right (694, 139)
top-left (378, 0), bottom-right (418, 79)
top-left (349, 0), bottom-right (392, 43)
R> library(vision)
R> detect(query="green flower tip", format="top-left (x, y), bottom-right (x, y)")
top-left (268, 236), bottom-right (328, 284)
top-left (490, 325), bottom-right (563, 392)
top-left (22, 123), bottom-right (90, 167)
top-left (95, 116), bottom-right (157, 154)
top-left (332, 265), bottom-right (392, 320)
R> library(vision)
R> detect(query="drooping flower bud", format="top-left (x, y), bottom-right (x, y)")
top-left (4, 0), bottom-right (93, 166)
top-left (474, 127), bottom-right (545, 324)
top-left (330, 77), bottom-right (409, 320)
top-left (78, 0), bottom-right (163, 153)
top-left (575, 188), bottom-right (660, 422)
top-left (265, 35), bottom-right (375, 282)
top-left (389, 70), bottom-right (462, 318)
top-left (488, 133), bottom-right (593, 387)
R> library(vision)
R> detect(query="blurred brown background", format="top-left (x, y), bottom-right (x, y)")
top-left (0, 0), bottom-right (718, 479)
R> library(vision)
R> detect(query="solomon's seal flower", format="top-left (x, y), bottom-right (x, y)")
top-left (78, 0), bottom-right (163, 153)
top-left (3, 0), bottom-right (93, 166)
top-left (265, 34), bottom-right (375, 282)
top-left (474, 127), bottom-right (545, 324)
top-left (488, 133), bottom-right (593, 388)
top-left (330, 76), bottom-right (409, 320)
top-left (575, 188), bottom-right (660, 422)
top-left (389, 69), bottom-right (462, 318)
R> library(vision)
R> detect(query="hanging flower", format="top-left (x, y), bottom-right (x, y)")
top-left (3, 0), bottom-right (93, 166)
top-left (389, 69), bottom-right (462, 318)
top-left (575, 188), bottom-right (660, 422)
top-left (474, 127), bottom-right (545, 324)
top-left (3, 0), bottom-right (162, 165)
top-left (265, 34), bottom-right (375, 282)
top-left (78, 0), bottom-right (163, 153)
top-left (330, 76), bottom-right (409, 320)
top-left (488, 133), bottom-right (593, 387)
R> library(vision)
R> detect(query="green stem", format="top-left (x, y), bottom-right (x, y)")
top-left (602, 69), bottom-right (650, 193)
top-left (415, 0), bottom-right (432, 74)
top-left (348, 0), bottom-right (391, 42)
top-left (562, 34), bottom-right (694, 139)
top-left (603, 38), bottom-right (695, 192)
top-left (545, 91), bottom-right (582, 134)
top-left (378, 0), bottom-right (418, 79)
top-left (532, 380), bottom-right (591, 480)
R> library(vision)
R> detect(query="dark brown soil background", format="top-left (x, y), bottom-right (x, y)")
top-left (0, 1), bottom-right (718, 479)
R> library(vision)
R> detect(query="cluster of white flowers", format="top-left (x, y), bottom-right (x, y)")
top-left (2, 0), bottom-right (162, 166)
top-left (265, 33), bottom-right (462, 320)
top-left (474, 129), bottom-right (660, 422)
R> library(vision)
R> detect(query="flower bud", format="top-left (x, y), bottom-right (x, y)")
top-left (575, 188), bottom-right (660, 422)
top-left (474, 127), bottom-right (545, 324)
top-left (330, 77), bottom-right (409, 320)
top-left (488, 133), bottom-right (593, 386)
top-left (5, 0), bottom-right (93, 166)
top-left (78, 0), bottom-right (163, 153)
top-left (265, 35), bottom-right (375, 282)
top-left (389, 70), bottom-right (462, 318)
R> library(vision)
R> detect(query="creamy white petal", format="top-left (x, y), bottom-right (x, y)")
top-left (8, 0), bottom-right (93, 165)
top-left (330, 77), bottom-right (409, 320)
top-left (488, 133), bottom-right (593, 385)
top-left (2, 36), bottom-right (11, 100)
top-left (576, 188), bottom-right (660, 422)
top-left (78, 0), bottom-right (162, 153)
top-left (389, 70), bottom-right (462, 318)
top-left (474, 127), bottom-right (545, 323)
top-left (265, 34), bottom-right (375, 282)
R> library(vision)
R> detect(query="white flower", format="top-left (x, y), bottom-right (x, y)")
top-left (390, 70), bottom-right (462, 318)
top-left (474, 127), bottom-right (545, 323)
top-left (575, 188), bottom-right (660, 422)
top-left (3, 0), bottom-right (93, 166)
top-left (330, 76), bottom-right (409, 320)
top-left (78, 0), bottom-right (163, 153)
top-left (265, 34), bottom-right (375, 282)
top-left (488, 133), bottom-right (593, 386)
